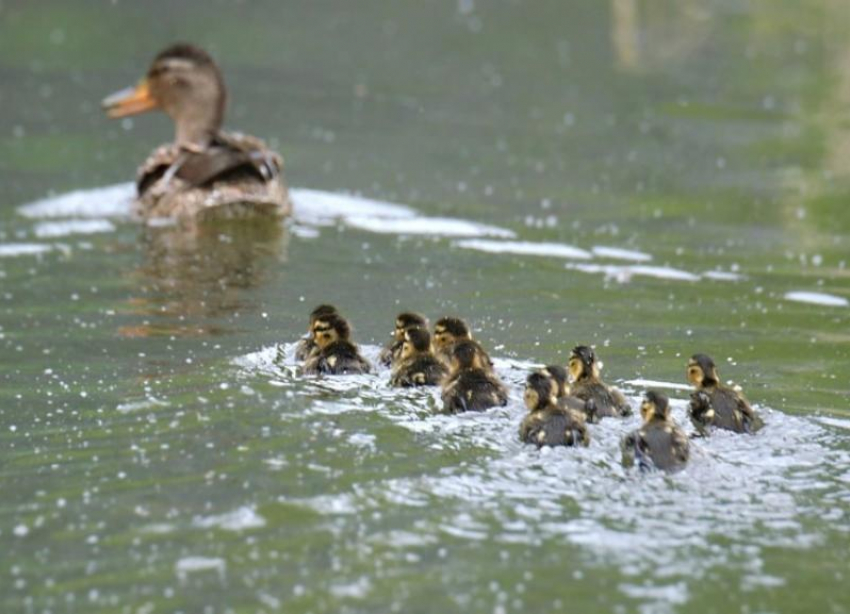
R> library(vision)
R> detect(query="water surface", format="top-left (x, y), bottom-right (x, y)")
top-left (1, 2), bottom-right (848, 613)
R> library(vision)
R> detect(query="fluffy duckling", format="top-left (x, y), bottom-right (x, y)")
top-left (389, 327), bottom-right (448, 387)
top-left (379, 312), bottom-right (429, 367)
top-left (433, 316), bottom-right (493, 370)
top-left (622, 391), bottom-right (689, 472)
top-left (519, 372), bottom-right (589, 448)
top-left (303, 314), bottom-right (371, 375)
top-left (103, 43), bottom-right (290, 223)
top-left (440, 340), bottom-right (508, 414)
top-left (568, 345), bottom-right (632, 420)
top-left (687, 354), bottom-right (764, 435)
top-left (540, 364), bottom-right (594, 416)
top-left (294, 304), bottom-right (339, 362)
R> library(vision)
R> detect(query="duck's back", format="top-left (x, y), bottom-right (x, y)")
top-left (391, 355), bottom-right (448, 387)
top-left (640, 422), bottom-right (690, 471)
top-left (136, 131), bottom-right (290, 221)
top-left (708, 386), bottom-right (763, 433)
top-left (305, 340), bottom-right (370, 375)
top-left (441, 369), bottom-right (507, 413)
top-left (520, 407), bottom-right (589, 448)
top-left (572, 379), bottom-right (631, 419)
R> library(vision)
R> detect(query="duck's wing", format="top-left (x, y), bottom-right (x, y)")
top-left (136, 133), bottom-right (281, 196)
top-left (735, 393), bottom-right (764, 433)
top-left (672, 426), bottom-right (690, 463)
top-left (688, 390), bottom-right (714, 435)
top-left (178, 133), bottom-right (280, 187)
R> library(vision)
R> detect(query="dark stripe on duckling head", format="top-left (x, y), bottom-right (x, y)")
top-left (570, 345), bottom-right (596, 369)
top-left (310, 304), bottom-right (339, 321)
top-left (525, 371), bottom-right (555, 410)
top-left (404, 326), bottom-right (431, 352)
top-left (689, 353), bottom-right (719, 386)
top-left (396, 312), bottom-right (428, 330)
top-left (542, 365), bottom-right (568, 398)
top-left (642, 390), bottom-right (670, 421)
top-left (450, 339), bottom-right (481, 369)
top-left (435, 317), bottom-right (470, 338)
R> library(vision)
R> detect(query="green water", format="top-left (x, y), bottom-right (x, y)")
top-left (1, 1), bottom-right (848, 613)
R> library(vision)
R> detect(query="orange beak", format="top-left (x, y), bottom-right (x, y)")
top-left (102, 79), bottom-right (158, 118)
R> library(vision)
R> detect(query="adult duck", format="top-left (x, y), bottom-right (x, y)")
top-left (103, 43), bottom-right (291, 223)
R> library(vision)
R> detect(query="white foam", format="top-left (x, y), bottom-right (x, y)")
top-left (347, 216), bottom-right (515, 238)
top-left (290, 188), bottom-right (416, 224)
top-left (591, 246), bottom-right (653, 262)
top-left (18, 183), bottom-right (135, 219)
top-left (116, 397), bottom-right (169, 414)
top-left (784, 291), bottom-right (848, 307)
top-left (701, 270), bottom-right (745, 281)
top-left (818, 417), bottom-right (850, 431)
top-left (0, 243), bottom-right (54, 257)
top-left (192, 506), bottom-right (266, 531)
top-left (328, 577), bottom-right (372, 599)
top-left (456, 239), bottom-right (591, 259)
top-left (567, 263), bottom-right (701, 282)
top-left (175, 557), bottom-right (226, 582)
top-left (623, 379), bottom-right (692, 392)
top-left (33, 219), bottom-right (116, 238)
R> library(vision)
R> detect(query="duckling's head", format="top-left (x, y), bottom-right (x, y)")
top-left (308, 304), bottom-right (339, 329)
top-left (103, 43), bottom-right (226, 148)
top-left (640, 390), bottom-right (670, 422)
top-left (393, 312), bottom-right (428, 341)
top-left (312, 314), bottom-right (351, 349)
top-left (434, 317), bottom-right (471, 351)
top-left (569, 345), bottom-right (598, 381)
top-left (541, 365), bottom-right (569, 398)
top-left (401, 326), bottom-right (431, 360)
top-left (687, 353), bottom-right (719, 388)
top-left (524, 372), bottom-right (556, 411)
top-left (449, 339), bottom-right (483, 371)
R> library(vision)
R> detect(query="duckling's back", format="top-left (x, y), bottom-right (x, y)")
top-left (624, 422), bottom-right (689, 472)
top-left (391, 355), bottom-right (448, 387)
top-left (691, 386), bottom-right (764, 434)
top-left (441, 369), bottom-right (507, 413)
top-left (572, 380), bottom-right (631, 419)
top-left (305, 340), bottom-right (370, 375)
top-left (520, 407), bottom-right (589, 448)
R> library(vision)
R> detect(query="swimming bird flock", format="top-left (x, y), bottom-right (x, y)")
top-left (288, 304), bottom-right (765, 473)
top-left (101, 44), bottom-right (767, 474)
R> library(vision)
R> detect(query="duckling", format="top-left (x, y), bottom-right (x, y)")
top-left (519, 372), bottom-right (589, 448)
top-left (687, 354), bottom-right (764, 436)
top-left (539, 364), bottom-right (594, 416)
top-left (390, 327), bottom-right (448, 387)
top-left (103, 43), bottom-right (290, 223)
top-left (568, 345), bottom-right (632, 420)
top-left (378, 312), bottom-right (429, 367)
top-left (433, 316), bottom-right (493, 370)
top-left (293, 304), bottom-right (339, 362)
top-left (440, 340), bottom-right (508, 414)
top-left (303, 314), bottom-right (371, 375)
top-left (622, 391), bottom-right (689, 472)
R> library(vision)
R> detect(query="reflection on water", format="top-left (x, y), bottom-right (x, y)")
top-left (123, 218), bottom-right (288, 335)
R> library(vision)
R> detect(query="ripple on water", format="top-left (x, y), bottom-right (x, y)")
top-left (234, 342), bottom-right (848, 608)
top-left (784, 291), bottom-right (848, 308)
